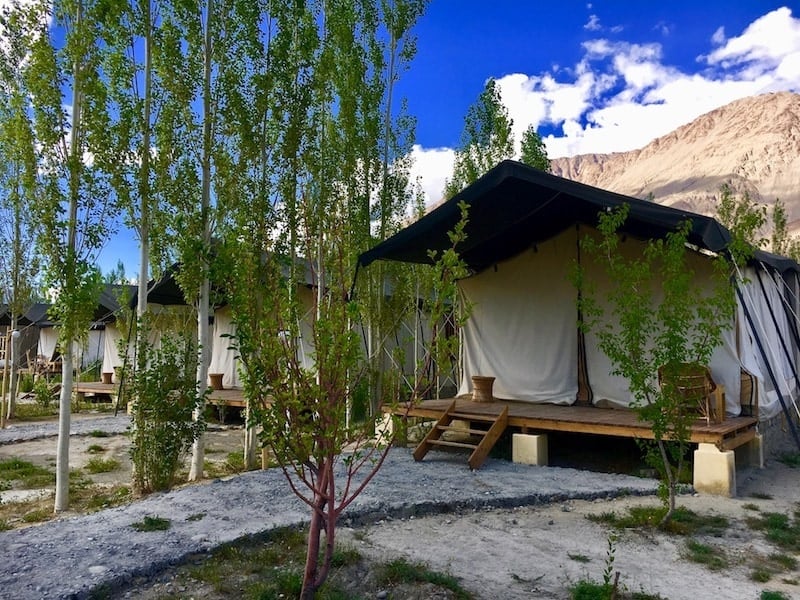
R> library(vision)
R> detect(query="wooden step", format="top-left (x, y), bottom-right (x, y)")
top-left (435, 425), bottom-right (489, 436)
top-left (428, 439), bottom-right (479, 450)
top-left (449, 411), bottom-right (500, 422)
top-left (468, 406), bottom-right (508, 470)
top-left (413, 401), bottom-right (509, 470)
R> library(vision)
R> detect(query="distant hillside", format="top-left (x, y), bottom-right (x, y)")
top-left (550, 92), bottom-right (800, 234)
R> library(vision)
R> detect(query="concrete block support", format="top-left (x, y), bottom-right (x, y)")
top-left (374, 413), bottom-right (394, 447)
top-left (512, 433), bottom-right (548, 466)
top-left (693, 443), bottom-right (736, 496)
top-left (736, 432), bottom-right (764, 469)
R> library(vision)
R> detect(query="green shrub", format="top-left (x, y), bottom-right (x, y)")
top-left (84, 457), bottom-right (120, 474)
top-left (131, 515), bottom-right (171, 531)
top-left (33, 378), bottom-right (54, 409)
top-left (128, 323), bottom-right (206, 494)
top-left (19, 374), bottom-right (34, 393)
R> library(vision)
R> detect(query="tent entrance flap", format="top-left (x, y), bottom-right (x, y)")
top-left (736, 283), bottom-right (800, 450)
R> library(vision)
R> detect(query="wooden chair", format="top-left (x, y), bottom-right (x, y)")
top-left (658, 362), bottom-right (725, 425)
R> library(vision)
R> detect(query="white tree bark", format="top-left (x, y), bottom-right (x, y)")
top-left (54, 353), bottom-right (73, 512)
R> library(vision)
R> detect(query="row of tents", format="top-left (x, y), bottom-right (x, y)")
top-left (0, 286), bottom-right (132, 376)
top-left (3, 161), bottom-right (799, 449)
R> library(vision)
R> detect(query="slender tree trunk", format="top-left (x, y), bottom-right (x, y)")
top-left (189, 275), bottom-right (210, 480)
top-left (657, 438), bottom-right (676, 525)
top-left (301, 458), bottom-right (335, 600)
top-left (243, 403), bottom-right (257, 469)
top-left (188, 0), bottom-right (214, 480)
top-left (55, 0), bottom-right (84, 512)
top-left (54, 353), bottom-right (73, 511)
top-left (7, 316), bottom-right (19, 420)
top-left (136, 0), bottom-right (152, 319)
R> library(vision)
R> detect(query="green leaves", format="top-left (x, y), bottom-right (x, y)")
top-left (444, 78), bottom-right (514, 199)
top-left (577, 204), bottom-right (735, 521)
top-left (519, 124), bottom-right (550, 172)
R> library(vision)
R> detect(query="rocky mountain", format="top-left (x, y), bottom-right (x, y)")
top-left (550, 92), bottom-right (800, 233)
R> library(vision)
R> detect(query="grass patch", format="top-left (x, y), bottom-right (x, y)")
top-left (376, 557), bottom-right (472, 599)
top-left (84, 486), bottom-right (131, 511)
top-left (586, 505), bottom-right (728, 535)
top-left (569, 580), bottom-right (666, 599)
top-left (21, 508), bottom-right (51, 524)
top-left (186, 512), bottom-right (206, 522)
top-left (0, 457), bottom-right (54, 488)
top-left (746, 511), bottom-right (800, 551)
top-left (331, 544), bottom-right (361, 567)
top-left (743, 503), bottom-right (761, 511)
top-left (778, 452), bottom-right (800, 468)
top-left (84, 457), bottom-right (120, 474)
top-left (86, 444), bottom-right (106, 454)
top-left (568, 553), bottom-right (592, 563)
top-left (0, 519), bottom-right (10, 531)
top-left (683, 539), bottom-right (728, 570)
top-left (225, 451), bottom-right (246, 473)
top-left (131, 515), bottom-right (171, 532)
top-left (203, 451), bottom-right (253, 479)
top-left (761, 592), bottom-right (791, 600)
top-left (88, 430), bottom-right (111, 438)
top-left (141, 525), bottom-right (473, 599)
top-left (751, 492), bottom-right (774, 500)
top-left (768, 553), bottom-right (798, 570)
top-left (751, 569), bottom-right (773, 583)
top-left (13, 403), bottom-right (59, 420)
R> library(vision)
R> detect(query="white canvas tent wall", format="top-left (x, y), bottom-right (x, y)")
top-left (359, 161), bottom-right (800, 445)
top-left (455, 227), bottom-right (797, 419)
top-left (137, 266), bottom-right (318, 390)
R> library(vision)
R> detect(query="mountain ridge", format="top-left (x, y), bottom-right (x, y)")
top-left (550, 92), bottom-right (800, 230)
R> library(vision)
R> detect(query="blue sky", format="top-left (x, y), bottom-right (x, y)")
top-left (405, 2), bottom-right (800, 206)
top-left (95, 2), bottom-right (800, 276)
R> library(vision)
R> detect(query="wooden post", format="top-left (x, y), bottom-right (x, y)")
top-left (0, 331), bottom-right (9, 428)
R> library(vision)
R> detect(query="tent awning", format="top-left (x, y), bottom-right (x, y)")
top-left (358, 160), bottom-right (734, 274)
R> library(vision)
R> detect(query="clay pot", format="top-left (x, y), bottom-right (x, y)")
top-left (472, 375), bottom-right (495, 403)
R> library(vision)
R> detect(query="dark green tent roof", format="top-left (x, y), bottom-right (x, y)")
top-left (358, 160), bottom-right (735, 274)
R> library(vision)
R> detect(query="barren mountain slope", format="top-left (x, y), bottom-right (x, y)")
top-left (551, 92), bottom-right (800, 227)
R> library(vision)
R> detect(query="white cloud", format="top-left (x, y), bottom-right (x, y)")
top-left (584, 15), bottom-right (601, 31)
top-left (409, 145), bottom-right (455, 205)
top-left (411, 7), bottom-right (800, 203)
top-left (704, 7), bottom-right (800, 69)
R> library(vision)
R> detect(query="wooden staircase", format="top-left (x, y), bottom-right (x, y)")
top-left (413, 400), bottom-right (509, 470)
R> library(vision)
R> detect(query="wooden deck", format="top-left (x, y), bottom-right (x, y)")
top-left (74, 382), bottom-right (118, 402)
top-left (384, 397), bottom-right (759, 452)
top-left (207, 388), bottom-right (246, 408)
top-left (73, 382), bottom-right (247, 409)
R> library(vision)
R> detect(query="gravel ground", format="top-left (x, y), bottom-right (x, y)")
top-left (0, 414), bottom-right (131, 444)
top-left (0, 441), bottom-right (660, 600)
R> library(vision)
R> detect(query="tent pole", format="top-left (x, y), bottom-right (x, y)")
top-left (754, 268), bottom-right (800, 398)
top-left (736, 284), bottom-right (800, 450)
top-left (770, 267), bottom-right (800, 352)
top-left (114, 312), bottom-right (136, 417)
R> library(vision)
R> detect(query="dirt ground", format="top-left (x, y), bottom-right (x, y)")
top-left (2, 417), bottom-right (800, 599)
top-left (0, 420), bottom-right (246, 504)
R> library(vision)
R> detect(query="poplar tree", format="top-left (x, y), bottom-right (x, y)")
top-left (0, 3), bottom-right (42, 420)
top-left (443, 77), bottom-right (513, 198)
top-left (23, 0), bottom-right (115, 511)
top-left (223, 2), bottom-right (426, 596)
top-left (520, 123), bottom-right (550, 172)
top-left (100, 0), bottom-right (172, 314)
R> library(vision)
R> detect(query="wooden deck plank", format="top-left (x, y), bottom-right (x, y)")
top-left (384, 397), bottom-right (759, 451)
top-left (72, 382), bottom-right (250, 410)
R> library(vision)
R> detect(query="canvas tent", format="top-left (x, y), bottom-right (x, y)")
top-left (359, 160), bottom-right (800, 438)
top-left (109, 266), bottom-right (317, 389)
